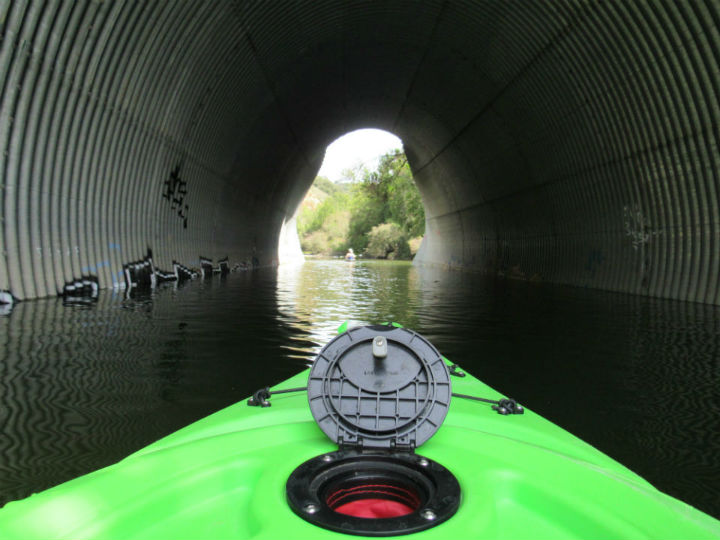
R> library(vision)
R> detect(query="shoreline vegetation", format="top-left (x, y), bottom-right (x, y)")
top-left (297, 149), bottom-right (425, 260)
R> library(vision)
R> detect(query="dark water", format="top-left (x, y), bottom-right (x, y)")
top-left (1, 259), bottom-right (718, 519)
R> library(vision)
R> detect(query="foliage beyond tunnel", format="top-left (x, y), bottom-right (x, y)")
top-left (297, 150), bottom-right (425, 259)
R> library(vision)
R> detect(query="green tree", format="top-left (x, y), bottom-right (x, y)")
top-left (313, 175), bottom-right (343, 196)
top-left (365, 223), bottom-right (411, 259)
top-left (347, 182), bottom-right (385, 252)
top-left (297, 148), bottom-right (425, 259)
top-left (346, 149), bottom-right (424, 252)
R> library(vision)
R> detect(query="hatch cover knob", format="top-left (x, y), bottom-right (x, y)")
top-left (372, 336), bottom-right (387, 358)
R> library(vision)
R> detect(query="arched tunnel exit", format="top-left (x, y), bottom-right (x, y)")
top-left (1, 0), bottom-right (719, 304)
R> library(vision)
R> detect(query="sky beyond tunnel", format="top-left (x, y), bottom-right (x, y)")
top-left (317, 130), bottom-right (403, 183)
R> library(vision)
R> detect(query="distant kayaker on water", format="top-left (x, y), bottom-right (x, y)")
top-left (345, 248), bottom-right (355, 261)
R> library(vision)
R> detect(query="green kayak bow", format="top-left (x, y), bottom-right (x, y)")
top-left (0, 325), bottom-right (718, 539)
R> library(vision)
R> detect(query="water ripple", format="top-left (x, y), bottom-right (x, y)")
top-left (0, 260), bottom-right (718, 520)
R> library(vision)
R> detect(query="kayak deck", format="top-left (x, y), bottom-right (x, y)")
top-left (1, 364), bottom-right (718, 539)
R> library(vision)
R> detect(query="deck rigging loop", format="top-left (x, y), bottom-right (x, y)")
top-left (246, 386), bottom-right (307, 407)
top-left (448, 364), bottom-right (466, 377)
top-left (451, 393), bottom-right (524, 415)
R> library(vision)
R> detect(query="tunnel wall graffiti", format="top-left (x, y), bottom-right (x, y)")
top-left (1, 1), bottom-right (719, 304)
top-left (0, 1), bottom-right (322, 300)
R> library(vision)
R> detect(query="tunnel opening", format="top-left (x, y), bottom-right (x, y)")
top-left (284, 129), bottom-right (426, 263)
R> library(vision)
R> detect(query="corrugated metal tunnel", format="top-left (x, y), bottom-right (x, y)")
top-left (1, 1), bottom-right (719, 303)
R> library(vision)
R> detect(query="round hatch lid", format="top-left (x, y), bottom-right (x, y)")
top-left (307, 325), bottom-right (452, 450)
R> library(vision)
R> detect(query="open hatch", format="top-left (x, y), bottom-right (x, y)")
top-left (286, 325), bottom-right (460, 536)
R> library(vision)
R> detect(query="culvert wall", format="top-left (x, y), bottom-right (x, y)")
top-left (1, 1), bottom-right (719, 304)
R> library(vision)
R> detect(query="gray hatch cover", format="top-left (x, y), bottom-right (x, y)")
top-left (307, 325), bottom-right (452, 450)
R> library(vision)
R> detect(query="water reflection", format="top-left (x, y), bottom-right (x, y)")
top-left (0, 260), bottom-right (718, 521)
top-left (0, 273), bottom-right (298, 507)
top-left (275, 259), bottom-right (424, 347)
top-left (0, 291), bottom-right (180, 505)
